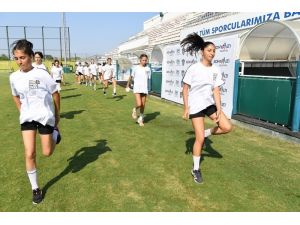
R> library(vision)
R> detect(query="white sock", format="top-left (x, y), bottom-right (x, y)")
top-left (193, 156), bottom-right (201, 171)
top-left (204, 128), bottom-right (211, 138)
top-left (140, 113), bottom-right (144, 118)
top-left (113, 87), bottom-right (116, 94)
top-left (27, 169), bottom-right (39, 190)
top-left (52, 129), bottom-right (58, 143)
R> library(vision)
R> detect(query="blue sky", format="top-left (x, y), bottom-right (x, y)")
top-left (0, 12), bottom-right (158, 57)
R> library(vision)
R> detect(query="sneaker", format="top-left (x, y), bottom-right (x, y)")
top-left (132, 108), bottom-right (137, 120)
top-left (54, 127), bottom-right (61, 144)
top-left (32, 188), bottom-right (43, 204)
top-left (137, 116), bottom-right (144, 127)
top-left (191, 169), bottom-right (203, 184)
top-left (113, 93), bottom-right (116, 96)
top-left (103, 91), bottom-right (106, 96)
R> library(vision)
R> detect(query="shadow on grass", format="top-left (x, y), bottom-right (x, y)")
top-left (42, 139), bottom-right (112, 197)
top-left (144, 111), bottom-right (160, 123)
top-left (60, 110), bottom-right (85, 119)
top-left (60, 88), bottom-right (77, 92)
top-left (61, 82), bottom-right (72, 86)
top-left (61, 94), bottom-right (82, 99)
top-left (107, 94), bottom-right (126, 101)
top-left (185, 131), bottom-right (222, 163)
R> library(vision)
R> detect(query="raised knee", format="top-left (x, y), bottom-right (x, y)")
top-left (43, 149), bottom-right (53, 157)
top-left (223, 123), bottom-right (233, 133)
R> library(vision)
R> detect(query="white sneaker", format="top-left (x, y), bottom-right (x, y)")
top-left (137, 116), bottom-right (144, 126)
top-left (132, 108), bottom-right (137, 120)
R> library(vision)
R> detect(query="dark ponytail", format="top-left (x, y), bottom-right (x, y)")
top-left (11, 39), bottom-right (34, 57)
top-left (180, 32), bottom-right (215, 55)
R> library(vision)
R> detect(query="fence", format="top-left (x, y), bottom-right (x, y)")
top-left (0, 25), bottom-right (70, 71)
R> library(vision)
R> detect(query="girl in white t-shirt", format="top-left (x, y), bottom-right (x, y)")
top-left (89, 59), bottom-right (98, 90)
top-left (83, 62), bottom-right (90, 87)
top-left (181, 33), bottom-right (232, 184)
top-left (32, 51), bottom-right (47, 71)
top-left (9, 39), bottom-right (61, 204)
top-left (127, 54), bottom-right (151, 126)
top-left (102, 58), bottom-right (116, 96)
top-left (50, 59), bottom-right (64, 92)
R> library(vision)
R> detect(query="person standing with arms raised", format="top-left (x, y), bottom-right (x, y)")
top-left (181, 33), bottom-right (232, 184)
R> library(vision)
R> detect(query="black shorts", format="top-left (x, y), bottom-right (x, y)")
top-left (56, 80), bottom-right (61, 83)
top-left (189, 104), bottom-right (217, 119)
top-left (21, 121), bottom-right (54, 134)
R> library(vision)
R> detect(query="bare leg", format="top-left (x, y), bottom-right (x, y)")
top-left (40, 133), bottom-right (56, 157)
top-left (208, 111), bottom-right (232, 135)
top-left (191, 117), bottom-right (205, 157)
top-left (22, 130), bottom-right (37, 171)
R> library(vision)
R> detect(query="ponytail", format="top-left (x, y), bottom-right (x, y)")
top-left (180, 32), bottom-right (215, 55)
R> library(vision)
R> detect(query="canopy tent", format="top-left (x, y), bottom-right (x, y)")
top-left (116, 57), bottom-right (133, 70)
top-left (239, 21), bottom-right (300, 61)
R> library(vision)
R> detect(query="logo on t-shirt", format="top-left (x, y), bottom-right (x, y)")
top-left (29, 80), bottom-right (40, 89)
top-left (213, 73), bottom-right (218, 82)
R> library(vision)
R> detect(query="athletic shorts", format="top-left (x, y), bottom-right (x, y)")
top-left (21, 121), bottom-right (54, 134)
top-left (78, 72), bottom-right (83, 75)
top-left (189, 104), bottom-right (217, 119)
top-left (55, 80), bottom-right (62, 83)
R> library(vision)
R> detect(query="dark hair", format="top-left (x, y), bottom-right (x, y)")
top-left (34, 51), bottom-right (44, 59)
top-left (54, 59), bottom-right (59, 64)
top-left (11, 39), bottom-right (34, 57)
top-left (139, 54), bottom-right (148, 59)
top-left (180, 32), bottom-right (215, 56)
top-left (107, 58), bottom-right (112, 61)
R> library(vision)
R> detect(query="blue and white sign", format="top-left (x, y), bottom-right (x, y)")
top-left (181, 12), bottom-right (300, 39)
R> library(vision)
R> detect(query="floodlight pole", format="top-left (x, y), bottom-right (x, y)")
top-left (62, 12), bottom-right (67, 67)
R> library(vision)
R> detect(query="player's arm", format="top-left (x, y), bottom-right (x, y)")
top-left (12, 95), bottom-right (21, 112)
top-left (52, 91), bottom-right (60, 127)
top-left (212, 86), bottom-right (221, 122)
top-left (182, 83), bottom-right (190, 120)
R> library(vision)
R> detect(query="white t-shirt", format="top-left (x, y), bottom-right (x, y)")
top-left (9, 67), bottom-right (58, 126)
top-left (102, 64), bottom-right (115, 80)
top-left (89, 63), bottom-right (98, 75)
top-left (183, 62), bottom-right (224, 114)
top-left (51, 66), bottom-right (64, 81)
top-left (32, 63), bottom-right (47, 71)
top-left (77, 65), bottom-right (83, 74)
top-left (132, 65), bottom-right (151, 94)
top-left (83, 65), bottom-right (90, 76)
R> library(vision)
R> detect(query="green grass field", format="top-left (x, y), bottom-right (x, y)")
top-left (1, 72), bottom-right (300, 212)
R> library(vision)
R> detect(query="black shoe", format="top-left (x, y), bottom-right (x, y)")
top-left (32, 188), bottom-right (43, 204)
top-left (191, 169), bottom-right (203, 184)
top-left (54, 127), bottom-right (61, 144)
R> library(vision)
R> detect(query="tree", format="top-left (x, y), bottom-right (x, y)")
top-left (0, 54), bottom-right (9, 60)
top-left (44, 55), bottom-right (54, 60)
